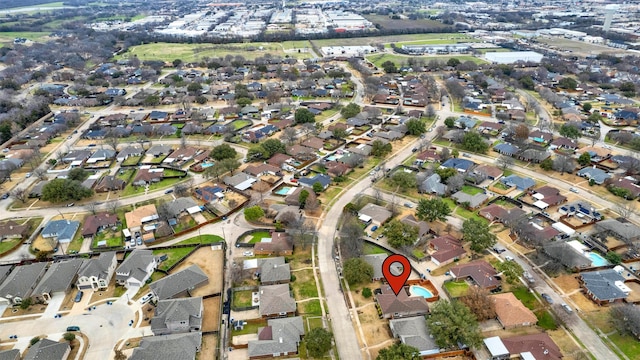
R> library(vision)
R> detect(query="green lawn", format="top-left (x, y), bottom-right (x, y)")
top-left (535, 310), bottom-right (557, 330)
top-left (153, 246), bottom-right (196, 271)
top-left (0, 32), bottom-right (51, 43)
top-left (363, 243), bottom-right (390, 255)
top-left (92, 225), bottom-right (123, 248)
top-left (121, 176), bottom-right (188, 196)
top-left (293, 271), bottom-right (319, 299)
top-left (121, 156), bottom-right (142, 167)
top-left (229, 119), bottom-right (252, 131)
top-left (306, 316), bottom-right (324, 331)
top-left (366, 53), bottom-right (487, 68)
top-left (454, 207), bottom-right (488, 224)
top-left (231, 319), bottom-right (267, 336)
top-left (493, 182), bottom-right (511, 190)
top-left (177, 234), bottom-right (224, 245)
top-left (512, 286), bottom-right (536, 309)
top-left (609, 332), bottom-right (640, 359)
top-left (443, 281), bottom-right (470, 298)
top-left (412, 249), bottom-right (425, 258)
top-left (249, 231), bottom-right (271, 244)
top-left (312, 33), bottom-right (467, 47)
top-left (0, 239), bottom-right (22, 255)
top-left (302, 300), bottom-right (322, 316)
top-left (232, 289), bottom-right (254, 308)
top-left (461, 185), bottom-right (484, 195)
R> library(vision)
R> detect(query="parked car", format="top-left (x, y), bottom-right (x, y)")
top-left (74, 291), bottom-right (83, 303)
top-left (66, 326), bottom-right (80, 332)
top-left (541, 293), bottom-right (554, 304)
top-left (493, 246), bottom-right (506, 254)
top-left (403, 202), bottom-right (414, 208)
top-left (164, 189), bottom-right (174, 194)
top-left (139, 293), bottom-right (154, 304)
top-left (243, 251), bottom-right (253, 257)
top-left (67, 203), bottom-right (75, 207)
top-left (569, 187), bottom-right (579, 193)
top-left (137, 238), bottom-right (143, 246)
top-left (371, 225), bottom-right (378, 232)
top-left (504, 255), bottom-right (514, 261)
top-left (25, 172), bottom-right (32, 178)
top-left (412, 148), bottom-right (418, 152)
top-left (1, 193), bottom-right (9, 200)
top-left (561, 303), bottom-right (573, 313)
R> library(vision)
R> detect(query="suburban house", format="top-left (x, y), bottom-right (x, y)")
top-left (0, 349), bottom-right (19, 360)
top-left (243, 164), bottom-right (282, 178)
top-left (133, 166), bottom-right (165, 186)
top-left (389, 317), bottom-right (440, 356)
top-left (493, 143), bottom-right (519, 157)
top-left (151, 297), bottom-right (203, 335)
top-left (400, 215), bottom-right (430, 239)
top-left (0, 220), bottom-right (29, 241)
top-left (550, 137), bottom-right (578, 150)
top-left (500, 175), bottom-right (535, 191)
top-left (529, 130), bottom-right (553, 144)
top-left (130, 332), bottom-right (202, 360)
top-left (420, 173), bottom-right (446, 195)
top-left (479, 204), bottom-right (526, 224)
top-left (358, 203), bottom-right (392, 226)
top-left (259, 283), bottom-right (297, 318)
top-left (224, 173), bottom-right (257, 191)
top-left (253, 231), bottom-right (293, 256)
top-left (416, 149), bottom-right (441, 163)
top-left (441, 158), bottom-right (475, 173)
top-left (81, 213), bottom-right (119, 238)
top-left (23, 338), bottom-right (70, 360)
top-left (577, 167), bottom-right (611, 185)
top-left (32, 258), bottom-right (84, 303)
top-left (86, 148), bottom-right (116, 164)
top-left (62, 150), bottom-right (91, 166)
top-left (364, 254), bottom-right (403, 281)
top-left (116, 146), bottom-right (143, 162)
top-left (257, 257), bottom-right (291, 285)
top-left (579, 269), bottom-right (630, 305)
top-left (298, 173), bottom-right (331, 190)
top-left (94, 175), bottom-right (126, 192)
top-left (115, 249), bottom-right (158, 288)
top-left (429, 235), bottom-right (466, 266)
top-left (473, 164), bottom-right (503, 181)
top-left (268, 153), bottom-right (293, 169)
top-left (125, 204), bottom-right (158, 234)
top-left (0, 262), bottom-right (47, 305)
top-left (529, 186), bottom-right (567, 208)
top-left (376, 284), bottom-right (430, 319)
top-left (450, 260), bottom-right (500, 290)
top-left (595, 219), bottom-right (640, 245)
top-left (194, 185), bottom-right (226, 202)
top-left (150, 264), bottom-right (209, 300)
top-left (41, 220), bottom-right (80, 244)
top-left (248, 316), bottom-right (304, 360)
top-left (491, 292), bottom-right (537, 329)
top-left (451, 191), bottom-right (488, 209)
top-left (76, 251), bottom-right (117, 291)
top-left (484, 333), bottom-right (562, 360)
top-left (164, 197), bottom-right (200, 220)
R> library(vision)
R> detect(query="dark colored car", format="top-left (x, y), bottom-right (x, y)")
top-left (66, 326), bottom-right (80, 332)
top-left (74, 291), bottom-right (83, 303)
top-left (541, 293), bottom-right (554, 304)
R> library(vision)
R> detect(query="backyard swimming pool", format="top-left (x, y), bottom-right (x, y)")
top-left (588, 252), bottom-right (609, 267)
top-left (200, 160), bottom-right (214, 168)
top-left (274, 186), bottom-right (296, 196)
top-left (410, 285), bottom-right (434, 299)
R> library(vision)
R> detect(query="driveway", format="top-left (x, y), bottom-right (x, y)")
top-left (42, 293), bottom-right (67, 318)
top-left (116, 286), bottom-right (141, 305)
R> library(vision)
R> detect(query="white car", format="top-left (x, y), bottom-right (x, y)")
top-left (569, 187), bottom-right (579, 193)
top-left (505, 255), bottom-right (514, 261)
top-left (243, 251), bottom-right (254, 257)
top-left (139, 293), bottom-right (153, 304)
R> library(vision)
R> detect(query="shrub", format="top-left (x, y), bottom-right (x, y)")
top-left (362, 287), bottom-right (372, 298)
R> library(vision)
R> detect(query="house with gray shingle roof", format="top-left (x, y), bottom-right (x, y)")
top-left (116, 145), bottom-right (143, 162)
top-left (0, 265), bottom-right (11, 285)
top-left (451, 191), bottom-right (488, 209)
top-left (0, 262), bottom-right (47, 305)
top-left (420, 173), bottom-right (446, 195)
top-left (248, 316), bottom-right (304, 359)
top-left (364, 254), bottom-right (403, 281)
top-left (579, 269), bottom-right (629, 305)
top-left (150, 265), bottom-right (208, 300)
top-left (0, 349), bottom-right (19, 360)
top-left (164, 197), bottom-right (200, 219)
top-left (259, 283), bottom-right (296, 318)
top-left (32, 258), bottom-right (84, 303)
top-left (24, 338), bottom-right (70, 360)
top-left (376, 284), bottom-right (430, 319)
top-left (116, 249), bottom-right (157, 288)
top-left (577, 167), bottom-right (611, 185)
top-left (595, 219), bottom-right (640, 244)
top-left (76, 251), bottom-right (117, 291)
top-left (151, 297), bottom-right (203, 335)
top-left (389, 316), bottom-right (440, 355)
top-left (257, 257), bottom-right (291, 285)
top-left (42, 220), bottom-right (80, 244)
top-left (500, 175), bottom-right (535, 190)
top-left (130, 332), bottom-right (202, 360)
top-left (493, 143), bottom-right (519, 156)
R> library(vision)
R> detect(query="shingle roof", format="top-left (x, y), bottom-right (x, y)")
top-left (450, 260), bottom-right (499, 288)
top-left (364, 254), bottom-right (403, 280)
top-left (0, 262), bottom-right (47, 300)
top-left (130, 332), bottom-right (202, 360)
top-left (358, 203), bottom-right (392, 224)
top-left (376, 285), bottom-right (430, 317)
top-left (258, 257), bottom-right (291, 284)
top-left (580, 269), bottom-right (628, 302)
top-left (0, 349), bottom-right (19, 360)
top-left (389, 316), bottom-right (438, 352)
top-left (248, 317), bottom-right (304, 358)
top-left (82, 213), bottom-right (118, 237)
top-left (430, 235), bottom-right (466, 264)
top-left (441, 158), bottom-right (475, 171)
top-left (77, 252), bottom-right (115, 279)
top-left (501, 175), bottom-right (535, 190)
top-left (151, 297), bottom-right (203, 335)
top-left (150, 265), bottom-right (208, 300)
top-left (501, 333), bottom-right (562, 360)
top-left (451, 191), bottom-right (488, 208)
top-left (41, 220), bottom-right (80, 243)
top-left (33, 259), bottom-right (83, 295)
top-left (24, 338), bottom-right (69, 360)
top-left (116, 249), bottom-right (156, 283)
top-left (420, 173), bottom-right (446, 195)
top-left (492, 292), bottom-right (537, 328)
top-left (259, 284), bottom-right (296, 316)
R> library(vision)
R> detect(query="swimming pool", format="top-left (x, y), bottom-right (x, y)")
top-left (588, 252), bottom-right (609, 267)
top-left (275, 187), bottom-right (294, 196)
top-left (410, 285), bottom-right (434, 299)
top-left (200, 161), bottom-right (214, 168)
top-left (326, 155), bottom-right (338, 161)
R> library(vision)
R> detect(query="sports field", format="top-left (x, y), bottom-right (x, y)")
top-left (366, 53), bottom-right (487, 68)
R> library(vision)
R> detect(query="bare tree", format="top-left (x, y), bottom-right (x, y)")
top-left (84, 201), bottom-right (98, 215)
top-left (552, 155), bottom-right (576, 174)
top-left (339, 214), bottom-right (364, 259)
top-left (281, 127), bottom-right (298, 145)
top-left (107, 200), bottom-right (120, 214)
top-left (496, 155), bottom-right (514, 171)
top-left (33, 168), bottom-right (47, 181)
top-left (447, 174), bottom-right (465, 193)
top-left (105, 132), bottom-right (119, 152)
top-left (615, 202), bottom-right (637, 219)
top-left (180, 133), bottom-right (187, 149)
top-left (459, 286), bottom-right (496, 321)
top-left (9, 188), bottom-right (27, 204)
top-left (304, 191), bottom-right (320, 212)
top-left (373, 188), bottom-right (383, 205)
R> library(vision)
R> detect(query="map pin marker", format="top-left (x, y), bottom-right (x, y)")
top-left (382, 254), bottom-right (411, 296)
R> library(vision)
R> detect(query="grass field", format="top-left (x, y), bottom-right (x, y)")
top-left (116, 42), bottom-right (303, 62)
top-left (387, 37), bottom-right (480, 48)
top-left (443, 280), bottom-right (470, 298)
top-left (364, 15), bottom-right (449, 31)
top-left (248, 231), bottom-right (271, 244)
top-left (178, 234), bottom-right (224, 245)
top-left (0, 32), bottom-right (51, 42)
top-left (363, 242), bottom-right (390, 255)
top-left (0, 238), bottom-right (21, 256)
top-left (537, 36), bottom-right (622, 56)
top-left (153, 246), bottom-right (196, 271)
top-left (311, 33), bottom-right (466, 47)
top-left (232, 289), bottom-right (253, 308)
top-left (366, 53), bottom-right (487, 68)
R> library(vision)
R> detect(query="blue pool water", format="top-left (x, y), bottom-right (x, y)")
top-left (275, 187), bottom-right (292, 195)
top-left (326, 155), bottom-right (337, 161)
top-left (410, 285), bottom-right (434, 298)
top-left (588, 252), bottom-right (609, 267)
top-left (200, 161), bottom-right (214, 168)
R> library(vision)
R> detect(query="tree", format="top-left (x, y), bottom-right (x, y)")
top-left (587, 112), bottom-right (602, 124)
top-left (553, 155), bottom-right (576, 174)
top-left (384, 219), bottom-right (419, 248)
top-left (219, 158), bottom-right (240, 175)
top-left (446, 174), bottom-right (465, 193)
top-left (558, 77), bottom-right (577, 90)
top-left (298, 189), bottom-right (310, 208)
top-left (282, 127), bottom-right (298, 145)
top-left (496, 155), bottom-right (514, 171)
top-left (606, 251), bottom-right (622, 265)
top-left (172, 59), bottom-right (183, 68)
top-left (210, 144), bottom-right (237, 160)
top-left (416, 198), bottom-right (451, 222)
top-left (371, 140), bottom-right (392, 158)
top-left (390, 171), bottom-right (417, 192)
top-left (514, 124), bottom-right (530, 143)
top-left (461, 131), bottom-right (489, 153)
top-left (495, 260), bottom-right (524, 284)
top-left (610, 304), bottom-right (640, 338)
top-left (295, 108), bottom-right (315, 124)
top-left (107, 200), bottom-right (120, 214)
top-left (114, 350), bottom-right (127, 360)
top-left (67, 168), bottom-right (89, 182)
top-left (583, 103), bottom-right (592, 113)
top-left (619, 81), bottom-right (636, 96)
top-left (312, 182), bottom-right (324, 194)
top-left (444, 117), bottom-right (455, 128)
top-left (343, 257), bottom-right (373, 285)
top-left (340, 103), bottom-right (361, 119)
top-left (305, 191), bottom-right (320, 211)
top-left (332, 128), bottom-right (349, 139)
top-left (406, 118), bottom-right (426, 135)
top-left (85, 201), bottom-right (99, 215)
top-left (435, 167), bottom-right (457, 182)
top-left (577, 152), bottom-right (592, 166)
top-left (447, 58), bottom-right (461, 67)
top-left (41, 179), bottom-right (93, 203)
top-left (305, 328), bottom-right (333, 358)
top-left (244, 205), bottom-right (265, 222)
top-left (427, 300), bottom-right (481, 349)
top-left (376, 343), bottom-right (420, 360)
top-left (63, 332), bottom-right (76, 342)
top-left (426, 105), bottom-right (436, 119)
top-left (362, 287), bottom-right (372, 298)
top-left (9, 188), bottom-right (27, 203)
top-left (29, 336), bottom-right (40, 346)
top-left (462, 218), bottom-right (496, 254)
top-left (340, 214), bottom-right (364, 259)
top-left (540, 157), bottom-right (553, 171)
top-left (261, 139), bottom-right (286, 158)
top-left (381, 60), bottom-right (398, 74)
top-left (459, 286), bottom-right (496, 321)
top-left (559, 124), bottom-right (581, 139)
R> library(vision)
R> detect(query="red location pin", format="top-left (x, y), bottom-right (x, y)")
top-left (382, 254), bottom-right (411, 296)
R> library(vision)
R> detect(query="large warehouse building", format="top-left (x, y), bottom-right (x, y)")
top-left (484, 51), bottom-right (544, 64)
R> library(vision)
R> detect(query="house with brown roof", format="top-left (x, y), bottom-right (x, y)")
top-left (82, 213), bottom-right (119, 238)
top-left (550, 137), bottom-right (578, 150)
top-left (429, 235), bottom-right (466, 266)
top-left (376, 284), bottom-right (430, 319)
top-left (133, 166), bottom-right (164, 186)
top-left (0, 220), bottom-right (29, 241)
top-left (492, 292), bottom-right (537, 329)
top-left (301, 137), bottom-right (325, 150)
top-left (287, 145), bottom-right (316, 161)
top-left (243, 164), bottom-right (282, 177)
top-left (530, 186), bottom-right (567, 207)
top-left (501, 333), bottom-right (562, 360)
top-left (125, 204), bottom-right (158, 233)
top-left (268, 153), bottom-right (293, 169)
top-left (416, 150), bottom-right (441, 163)
top-left (163, 147), bottom-right (199, 165)
top-left (400, 215), bottom-right (430, 239)
top-left (253, 231), bottom-right (293, 256)
top-left (473, 164), bottom-right (503, 181)
top-left (94, 175), bottom-right (126, 193)
top-left (479, 204), bottom-right (526, 225)
top-left (610, 177), bottom-right (640, 199)
top-left (450, 260), bottom-right (500, 290)
top-left (325, 161), bottom-right (350, 178)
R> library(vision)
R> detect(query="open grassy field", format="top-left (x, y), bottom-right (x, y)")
top-left (311, 33), bottom-right (467, 47)
top-left (0, 32), bottom-right (51, 42)
top-left (537, 36), bottom-right (623, 56)
top-left (364, 15), bottom-right (449, 31)
top-left (116, 42), bottom-right (304, 62)
top-left (388, 36), bottom-right (480, 48)
top-left (366, 53), bottom-right (487, 68)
